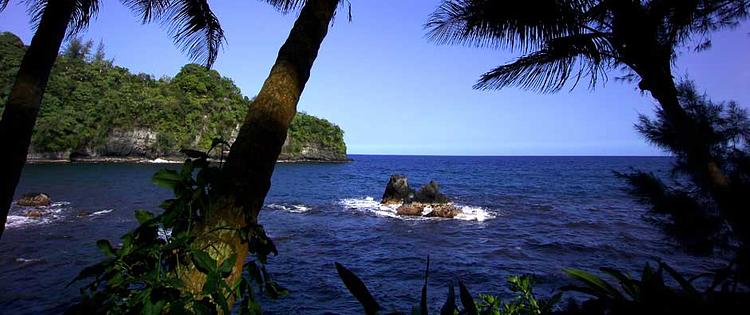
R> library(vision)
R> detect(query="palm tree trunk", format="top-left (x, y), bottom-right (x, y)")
top-left (179, 0), bottom-right (339, 300)
top-left (0, 0), bottom-right (76, 239)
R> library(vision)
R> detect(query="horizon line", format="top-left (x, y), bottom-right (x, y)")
top-left (346, 153), bottom-right (671, 158)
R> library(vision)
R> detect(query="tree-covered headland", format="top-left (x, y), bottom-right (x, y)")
top-left (0, 32), bottom-right (347, 161)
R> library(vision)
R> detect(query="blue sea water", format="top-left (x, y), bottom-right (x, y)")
top-left (0, 155), bottom-right (730, 314)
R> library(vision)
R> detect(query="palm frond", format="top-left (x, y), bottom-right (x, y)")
top-left (123, 0), bottom-right (224, 67)
top-left (26, 0), bottom-right (101, 35)
top-left (262, 0), bottom-right (308, 13)
top-left (164, 0), bottom-right (224, 67)
top-left (426, 0), bottom-right (593, 52)
top-left (0, 0), bottom-right (9, 12)
top-left (121, 0), bottom-right (170, 23)
top-left (475, 32), bottom-right (614, 92)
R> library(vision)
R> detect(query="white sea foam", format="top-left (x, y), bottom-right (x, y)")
top-left (150, 158), bottom-right (179, 164)
top-left (90, 209), bottom-right (113, 216)
top-left (267, 203), bottom-right (311, 213)
top-left (4, 201), bottom-right (113, 229)
top-left (338, 197), bottom-right (496, 222)
top-left (16, 257), bottom-right (44, 264)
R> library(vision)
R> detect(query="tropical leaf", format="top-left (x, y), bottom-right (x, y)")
top-left (440, 282), bottom-right (456, 315)
top-left (192, 250), bottom-right (217, 274)
top-left (659, 261), bottom-right (699, 296)
top-left (96, 239), bottom-right (116, 258)
top-left (335, 262), bottom-right (380, 315)
top-left (458, 280), bottom-right (478, 315)
top-left (564, 268), bottom-right (624, 300)
top-left (420, 256), bottom-right (430, 315)
top-left (600, 267), bottom-right (638, 300)
top-left (152, 169), bottom-right (182, 189)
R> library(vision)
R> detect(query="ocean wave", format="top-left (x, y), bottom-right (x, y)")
top-left (90, 209), bottom-right (114, 216)
top-left (266, 203), bottom-right (311, 213)
top-left (338, 196), bottom-right (496, 222)
top-left (4, 201), bottom-right (113, 229)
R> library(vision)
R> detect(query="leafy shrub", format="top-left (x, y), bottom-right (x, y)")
top-left (67, 140), bottom-right (285, 314)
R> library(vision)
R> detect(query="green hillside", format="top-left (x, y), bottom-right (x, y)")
top-left (0, 32), bottom-right (347, 161)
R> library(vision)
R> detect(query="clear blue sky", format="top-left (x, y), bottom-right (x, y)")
top-left (2, 1), bottom-right (749, 156)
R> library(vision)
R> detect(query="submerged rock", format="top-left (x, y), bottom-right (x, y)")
top-left (16, 193), bottom-right (51, 207)
top-left (382, 175), bottom-right (412, 204)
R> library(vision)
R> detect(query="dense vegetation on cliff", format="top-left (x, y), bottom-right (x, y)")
top-left (0, 32), bottom-right (346, 160)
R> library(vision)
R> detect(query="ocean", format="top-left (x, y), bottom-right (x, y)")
top-left (0, 155), bottom-right (729, 314)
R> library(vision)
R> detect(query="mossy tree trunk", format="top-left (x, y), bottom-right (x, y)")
top-left (179, 0), bottom-right (339, 300)
top-left (0, 0), bottom-right (76, 239)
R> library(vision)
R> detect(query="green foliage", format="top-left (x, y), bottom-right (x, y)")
top-left (68, 140), bottom-right (284, 314)
top-left (0, 32), bottom-right (345, 158)
top-left (335, 258), bottom-right (559, 315)
top-left (287, 111), bottom-right (347, 156)
top-left (619, 82), bottom-right (750, 255)
top-left (0, 32), bottom-right (25, 105)
top-left (560, 261), bottom-right (748, 315)
top-left (476, 275), bottom-right (561, 315)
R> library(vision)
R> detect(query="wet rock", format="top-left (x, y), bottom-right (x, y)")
top-left (425, 204), bottom-right (461, 218)
top-left (25, 210), bottom-right (44, 218)
top-left (16, 193), bottom-right (51, 207)
top-left (396, 203), bottom-right (425, 216)
top-left (414, 180), bottom-right (450, 204)
top-left (382, 175), bottom-right (413, 204)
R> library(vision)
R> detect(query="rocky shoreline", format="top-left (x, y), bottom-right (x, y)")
top-left (26, 156), bottom-right (352, 164)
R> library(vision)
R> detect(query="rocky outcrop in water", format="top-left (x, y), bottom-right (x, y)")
top-left (382, 175), bottom-right (413, 204)
top-left (16, 193), bottom-right (51, 207)
top-left (382, 176), bottom-right (461, 218)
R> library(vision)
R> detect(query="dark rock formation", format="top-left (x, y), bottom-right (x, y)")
top-left (382, 175), bottom-right (413, 204)
top-left (381, 176), bottom-right (461, 218)
top-left (414, 180), bottom-right (450, 203)
top-left (16, 193), bottom-right (51, 207)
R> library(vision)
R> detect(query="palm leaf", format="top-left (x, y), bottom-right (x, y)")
top-left (123, 0), bottom-right (225, 67)
top-left (26, 0), bottom-right (101, 35)
top-left (426, 0), bottom-right (591, 52)
top-left (474, 32), bottom-right (613, 92)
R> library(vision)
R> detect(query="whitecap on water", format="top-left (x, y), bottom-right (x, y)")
top-left (150, 158), bottom-right (179, 164)
top-left (4, 201), bottom-right (114, 229)
top-left (266, 203), bottom-right (311, 213)
top-left (338, 197), bottom-right (497, 222)
top-left (90, 209), bottom-right (114, 216)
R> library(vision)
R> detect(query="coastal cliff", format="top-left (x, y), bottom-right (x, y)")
top-left (0, 32), bottom-right (348, 162)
